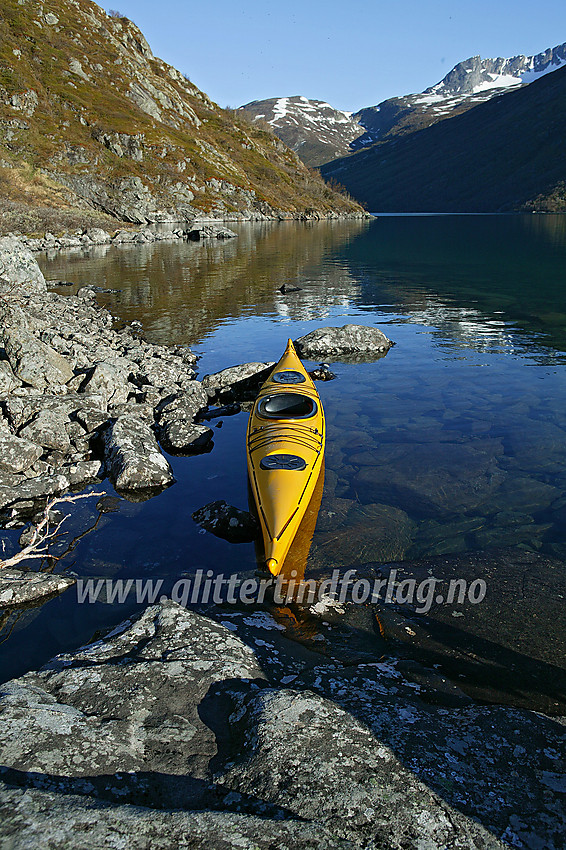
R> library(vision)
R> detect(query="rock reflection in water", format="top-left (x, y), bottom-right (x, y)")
top-left (42, 220), bottom-right (369, 347)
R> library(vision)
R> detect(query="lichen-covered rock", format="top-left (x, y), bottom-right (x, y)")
top-left (202, 362), bottom-right (274, 402)
top-left (0, 302), bottom-right (75, 390)
top-left (218, 688), bottom-right (505, 848)
top-left (294, 324), bottom-right (394, 359)
top-left (80, 361), bottom-right (134, 407)
top-left (0, 603), bottom-right (266, 812)
top-left (0, 432), bottom-right (43, 475)
top-left (192, 500), bottom-right (259, 543)
top-left (0, 472), bottom-right (71, 511)
top-left (0, 787), bottom-right (349, 850)
top-left (0, 236), bottom-right (47, 294)
top-left (103, 414), bottom-right (174, 490)
top-left (18, 408), bottom-right (71, 453)
top-left (159, 421), bottom-right (213, 454)
top-left (155, 385), bottom-right (211, 453)
top-left (0, 361), bottom-right (21, 394)
top-left (0, 569), bottom-right (75, 607)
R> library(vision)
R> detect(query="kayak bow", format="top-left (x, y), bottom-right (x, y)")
top-left (246, 339), bottom-right (325, 576)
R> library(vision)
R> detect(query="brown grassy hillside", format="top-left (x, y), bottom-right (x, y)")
top-left (0, 0), bottom-right (362, 229)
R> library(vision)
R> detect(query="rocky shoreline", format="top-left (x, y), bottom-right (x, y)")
top-left (0, 236), bottom-right (564, 848)
top-left (0, 599), bottom-right (564, 848)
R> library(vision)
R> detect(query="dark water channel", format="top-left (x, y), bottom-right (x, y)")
top-left (2, 215), bottom-right (566, 712)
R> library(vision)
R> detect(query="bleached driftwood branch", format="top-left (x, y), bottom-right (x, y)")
top-left (0, 492), bottom-right (103, 569)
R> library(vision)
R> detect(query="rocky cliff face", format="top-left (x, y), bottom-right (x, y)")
top-left (0, 0), bottom-right (362, 226)
top-left (241, 43), bottom-right (566, 168)
top-left (240, 96), bottom-right (365, 167)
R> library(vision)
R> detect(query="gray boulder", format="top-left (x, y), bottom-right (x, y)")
top-left (202, 362), bottom-right (274, 402)
top-left (0, 303), bottom-right (74, 390)
top-left (19, 408), bottom-right (71, 453)
top-left (159, 421), bottom-right (213, 454)
top-left (80, 361), bottom-right (133, 407)
top-left (0, 432), bottom-right (43, 475)
top-left (0, 236), bottom-right (47, 293)
top-left (155, 385), bottom-right (210, 453)
top-left (0, 361), bottom-right (21, 394)
top-left (103, 415), bottom-right (174, 491)
top-left (294, 324), bottom-right (394, 359)
top-left (85, 227), bottom-right (111, 244)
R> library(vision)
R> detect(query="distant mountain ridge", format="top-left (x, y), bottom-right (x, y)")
top-left (353, 42), bottom-right (566, 148)
top-left (242, 43), bottom-right (566, 167)
top-left (239, 96), bottom-right (364, 167)
top-left (320, 62), bottom-right (566, 213)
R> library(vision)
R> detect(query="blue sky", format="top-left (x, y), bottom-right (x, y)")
top-left (105, 1), bottom-right (566, 112)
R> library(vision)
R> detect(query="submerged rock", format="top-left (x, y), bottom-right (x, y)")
top-left (192, 500), bottom-right (259, 543)
top-left (294, 324), bottom-right (394, 359)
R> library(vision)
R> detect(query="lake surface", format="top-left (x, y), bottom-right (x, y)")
top-left (2, 215), bottom-right (566, 707)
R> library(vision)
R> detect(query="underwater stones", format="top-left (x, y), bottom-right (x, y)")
top-left (352, 441), bottom-right (505, 517)
top-left (313, 499), bottom-right (415, 565)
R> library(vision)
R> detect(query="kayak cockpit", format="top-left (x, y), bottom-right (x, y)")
top-left (257, 392), bottom-right (317, 420)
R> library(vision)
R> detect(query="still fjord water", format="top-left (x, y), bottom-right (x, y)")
top-left (2, 215), bottom-right (566, 705)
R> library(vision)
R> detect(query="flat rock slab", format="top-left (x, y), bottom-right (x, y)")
top-left (0, 788), bottom-right (351, 850)
top-left (0, 602), bottom-right (265, 812)
top-left (0, 601), bottom-right (563, 849)
top-left (362, 547), bottom-right (566, 714)
top-left (294, 324), bottom-right (394, 359)
top-left (103, 415), bottom-right (174, 491)
top-left (218, 688), bottom-right (505, 849)
top-left (0, 569), bottom-right (75, 607)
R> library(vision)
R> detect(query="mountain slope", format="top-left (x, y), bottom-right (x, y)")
top-left (352, 43), bottom-right (566, 148)
top-left (0, 0), bottom-right (362, 226)
top-left (240, 96), bottom-right (364, 167)
top-left (320, 63), bottom-right (566, 212)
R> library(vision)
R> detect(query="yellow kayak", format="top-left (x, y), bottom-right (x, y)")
top-left (247, 339), bottom-right (325, 576)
